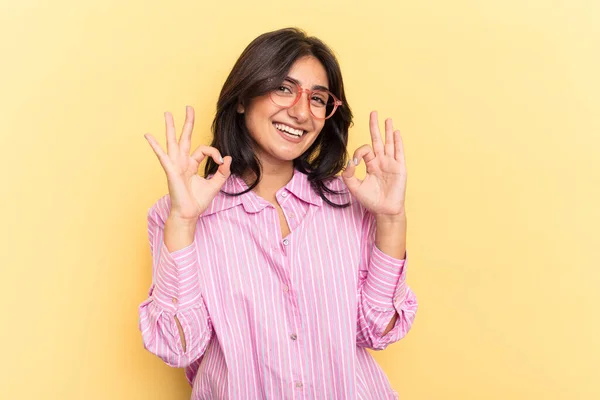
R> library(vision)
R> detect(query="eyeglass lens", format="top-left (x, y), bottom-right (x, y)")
top-left (271, 82), bottom-right (337, 119)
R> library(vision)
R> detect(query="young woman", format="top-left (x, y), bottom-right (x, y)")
top-left (139, 27), bottom-right (417, 399)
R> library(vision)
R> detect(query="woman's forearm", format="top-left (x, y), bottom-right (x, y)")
top-left (375, 212), bottom-right (407, 260)
top-left (162, 215), bottom-right (199, 351)
top-left (164, 215), bottom-right (197, 252)
top-left (374, 212), bottom-right (407, 337)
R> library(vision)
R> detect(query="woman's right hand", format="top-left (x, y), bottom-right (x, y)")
top-left (144, 106), bottom-right (232, 222)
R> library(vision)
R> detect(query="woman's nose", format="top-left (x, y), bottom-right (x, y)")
top-left (288, 90), bottom-right (310, 121)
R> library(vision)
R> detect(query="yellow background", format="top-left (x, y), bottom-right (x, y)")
top-left (1, 0), bottom-right (598, 398)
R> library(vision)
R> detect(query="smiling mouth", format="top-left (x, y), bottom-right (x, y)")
top-left (273, 122), bottom-right (305, 137)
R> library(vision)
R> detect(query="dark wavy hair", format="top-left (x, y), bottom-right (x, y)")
top-left (204, 27), bottom-right (353, 207)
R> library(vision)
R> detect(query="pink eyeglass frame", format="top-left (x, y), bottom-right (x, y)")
top-left (269, 80), bottom-right (343, 120)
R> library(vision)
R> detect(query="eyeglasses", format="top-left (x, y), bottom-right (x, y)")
top-left (269, 79), bottom-right (343, 120)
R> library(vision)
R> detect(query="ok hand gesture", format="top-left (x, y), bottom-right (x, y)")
top-left (342, 111), bottom-right (407, 217)
top-left (144, 106), bottom-right (232, 221)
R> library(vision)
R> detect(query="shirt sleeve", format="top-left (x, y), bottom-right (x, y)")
top-left (356, 210), bottom-right (418, 350)
top-left (138, 195), bottom-right (213, 368)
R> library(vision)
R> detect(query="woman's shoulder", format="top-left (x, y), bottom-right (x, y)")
top-left (322, 175), bottom-right (348, 197)
top-left (324, 174), bottom-right (345, 189)
top-left (321, 175), bottom-right (362, 210)
top-left (147, 194), bottom-right (172, 225)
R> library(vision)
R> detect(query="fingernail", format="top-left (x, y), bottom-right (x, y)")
top-left (353, 158), bottom-right (358, 166)
top-left (219, 156), bottom-right (224, 163)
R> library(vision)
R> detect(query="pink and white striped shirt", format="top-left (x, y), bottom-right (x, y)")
top-left (138, 168), bottom-right (417, 399)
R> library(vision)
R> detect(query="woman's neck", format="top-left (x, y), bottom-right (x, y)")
top-left (243, 161), bottom-right (295, 202)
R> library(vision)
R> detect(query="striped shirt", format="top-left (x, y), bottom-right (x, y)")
top-left (138, 168), bottom-right (418, 399)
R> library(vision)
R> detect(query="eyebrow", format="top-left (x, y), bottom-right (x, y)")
top-left (285, 76), bottom-right (330, 92)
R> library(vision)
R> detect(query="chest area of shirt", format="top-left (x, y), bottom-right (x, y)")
top-left (196, 206), bottom-right (363, 294)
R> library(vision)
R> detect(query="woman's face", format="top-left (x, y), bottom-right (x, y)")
top-left (240, 56), bottom-right (328, 168)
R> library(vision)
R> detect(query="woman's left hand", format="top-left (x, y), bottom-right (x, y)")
top-left (342, 111), bottom-right (407, 217)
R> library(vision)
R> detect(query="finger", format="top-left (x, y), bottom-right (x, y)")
top-left (384, 118), bottom-right (394, 157)
top-left (341, 157), bottom-right (362, 193)
top-left (190, 145), bottom-right (224, 166)
top-left (144, 133), bottom-right (175, 175)
top-left (209, 156), bottom-right (232, 188)
top-left (394, 130), bottom-right (406, 165)
top-left (179, 106), bottom-right (195, 156)
top-left (352, 144), bottom-right (376, 167)
top-left (369, 111), bottom-right (384, 156)
top-left (164, 112), bottom-right (179, 158)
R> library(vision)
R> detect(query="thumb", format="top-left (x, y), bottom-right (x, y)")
top-left (341, 159), bottom-right (361, 194)
top-left (209, 156), bottom-right (232, 189)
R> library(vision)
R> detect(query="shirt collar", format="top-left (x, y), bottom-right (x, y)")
top-left (284, 168), bottom-right (323, 207)
top-left (201, 169), bottom-right (323, 217)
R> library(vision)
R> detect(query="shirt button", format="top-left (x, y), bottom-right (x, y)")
top-left (290, 333), bottom-right (297, 341)
top-left (282, 239), bottom-right (289, 246)
top-left (289, 213), bottom-right (295, 219)
top-left (282, 192), bottom-right (288, 197)
top-left (295, 382), bottom-right (303, 389)
top-left (171, 297), bottom-right (178, 304)
top-left (283, 285), bottom-right (289, 293)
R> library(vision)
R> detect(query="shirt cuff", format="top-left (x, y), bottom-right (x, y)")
top-left (152, 241), bottom-right (202, 313)
top-left (362, 245), bottom-right (407, 310)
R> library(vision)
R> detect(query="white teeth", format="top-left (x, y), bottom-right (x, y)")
top-left (274, 123), bottom-right (304, 137)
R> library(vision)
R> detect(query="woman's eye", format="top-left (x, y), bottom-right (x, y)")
top-left (311, 95), bottom-right (327, 106)
top-left (277, 85), bottom-right (293, 93)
